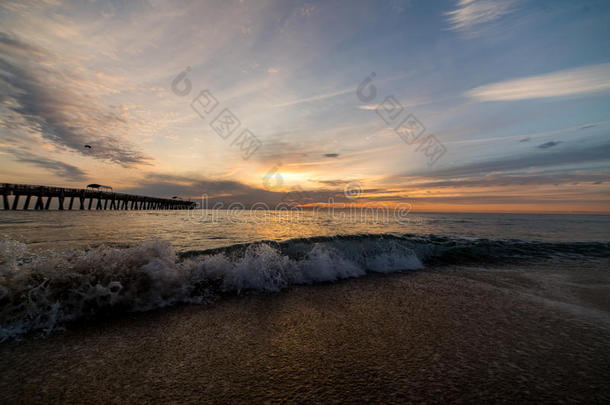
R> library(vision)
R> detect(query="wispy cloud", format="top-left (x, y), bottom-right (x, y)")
top-left (358, 105), bottom-right (378, 111)
top-left (271, 87), bottom-right (352, 108)
top-left (408, 141), bottom-right (610, 179)
top-left (393, 170), bottom-right (609, 190)
top-left (0, 32), bottom-right (150, 167)
top-left (388, 0), bottom-right (411, 14)
top-left (466, 63), bottom-right (610, 101)
top-left (445, 0), bottom-right (519, 33)
top-left (3, 147), bottom-right (87, 181)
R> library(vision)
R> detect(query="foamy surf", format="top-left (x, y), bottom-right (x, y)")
top-left (0, 235), bottom-right (424, 340)
top-left (1, 234), bottom-right (608, 340)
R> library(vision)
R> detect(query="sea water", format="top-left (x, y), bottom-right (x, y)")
top-left (1, 210), bottom-right (609, 340)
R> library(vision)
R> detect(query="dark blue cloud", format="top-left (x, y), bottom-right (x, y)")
top-left (538, 141), bottom-right (561, 149)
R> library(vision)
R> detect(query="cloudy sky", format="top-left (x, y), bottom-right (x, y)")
top-left (1, 0), bottom-right (609, 213)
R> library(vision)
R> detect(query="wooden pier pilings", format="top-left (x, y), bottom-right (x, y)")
top-left (0, 183), bottom-right (196, 210)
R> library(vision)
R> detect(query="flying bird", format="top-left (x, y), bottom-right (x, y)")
top-left (84, 144), bottom-right (92, 149)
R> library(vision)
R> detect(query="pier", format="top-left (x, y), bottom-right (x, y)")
top-left (0, 183), bottom-right (195, 210)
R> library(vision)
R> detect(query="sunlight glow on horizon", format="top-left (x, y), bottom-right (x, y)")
top-left (0, 0), bottom-right (609, 213)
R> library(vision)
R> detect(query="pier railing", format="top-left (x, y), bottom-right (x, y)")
top-left (0, 183), bottom-right (196, 210)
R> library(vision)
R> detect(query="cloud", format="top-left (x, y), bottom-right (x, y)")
top-left (272, 87), bottom-right (353, 108)
top-left (123, 173), bottom-right (374, 207)
top-left (388, 0), bottom-right (411, 14)
top-left (466, 63), bottom-right (610, 101)
top-left (309, 179), bottom-right (349, 187)
top-left (0, 32), bottom-right (150, 167)
top-left (124, 172), bottom-right (300, 205)
top-left (537, 141), bottom-right (561, 149)
top-left (402, 194), bottom-right (605, 206)
top-left (445, 0), bottom-right (519, 33)
top-left (399, 171), bottom-right (609, 189)
top-left (299, 4), bottom-right (316, 17)
top-left (121, 173), bottom-right (286, 206)
top-left (358, 105), bottom-right (378, 110)
top-left (407, 141), bottom-right (610, 179)
top-left (4, 147), bottom-right (87, 181)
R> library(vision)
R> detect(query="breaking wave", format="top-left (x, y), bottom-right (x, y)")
top-left (1, 234), bottom-right (608, 340)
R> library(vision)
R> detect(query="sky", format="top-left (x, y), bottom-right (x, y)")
top-left (1, 0), bottom-right (609, 213)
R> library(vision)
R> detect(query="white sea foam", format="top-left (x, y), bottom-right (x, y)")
top-left (2, 233), bottom-right (607, 341)
top-left (0, 236), bottom-right (424, 340)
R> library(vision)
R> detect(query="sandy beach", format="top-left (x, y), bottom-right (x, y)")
top-left (1, 260), bottom-right (609, 404)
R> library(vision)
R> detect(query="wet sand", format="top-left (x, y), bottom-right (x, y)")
top-left (1, 260), bottom-right (609, 404)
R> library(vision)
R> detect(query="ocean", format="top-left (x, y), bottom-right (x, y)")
top-left (2, 210), bottom-right (610, 251)
top-left (1, 210), bottom-right (609, 341)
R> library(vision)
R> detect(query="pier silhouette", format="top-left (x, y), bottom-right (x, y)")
top-left (1, 183), bottom-right (195, 210)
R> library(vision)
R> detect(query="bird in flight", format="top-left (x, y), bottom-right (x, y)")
top-left (84, 144), bottom-right (92, 149)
